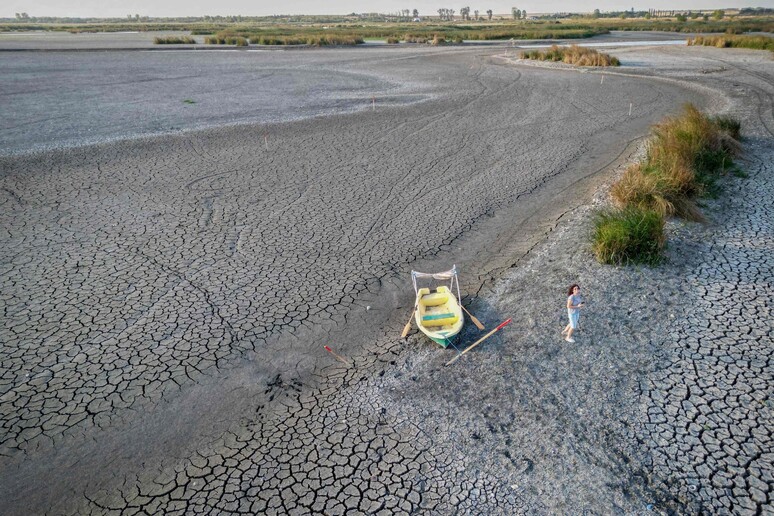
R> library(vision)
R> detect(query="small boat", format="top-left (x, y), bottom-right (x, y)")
top-left (412, 267), bottom-right (464, 347)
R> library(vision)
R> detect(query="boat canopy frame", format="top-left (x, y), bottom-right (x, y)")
top-left (411, 265), bottom-right (462, 301)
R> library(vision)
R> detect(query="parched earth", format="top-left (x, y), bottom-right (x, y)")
top-left (0, 43), bottom-right (771, 514)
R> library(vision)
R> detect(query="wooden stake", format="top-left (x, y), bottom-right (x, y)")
top-left (445, 318), bottom-right (512, 366)
top-left (372, 97), bottom-right (375, 111)
top-left (461, 305), bottom-right (485, 330)
top-left (324, 345), bottom-right (350, 366)
top-left (264, 132), bottom-right (269, 151)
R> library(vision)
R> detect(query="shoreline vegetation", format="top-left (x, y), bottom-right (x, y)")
top-left (520, 45), bottom-right (620, 66)
top-left (687, 34), bottom-right (774, 51)
top-left (153, 35), bottom-right (195, 44)
top-left (1, 14), bottom-right (773, 47)
top-left (592, 105), bottom-right (741, 265)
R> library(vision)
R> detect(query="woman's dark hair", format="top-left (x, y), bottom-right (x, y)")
top-left (567, 284), bottom-right (579, 297)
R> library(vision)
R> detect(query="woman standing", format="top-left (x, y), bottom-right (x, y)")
top-left (562, 284), bottom-right (584, 343)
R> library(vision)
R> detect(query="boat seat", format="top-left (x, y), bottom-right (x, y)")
top-left (420, 291), bottom-right (449, 307)
top-left (422, 312), bottom-right (459, 327)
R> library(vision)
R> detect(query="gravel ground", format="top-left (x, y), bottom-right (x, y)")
top-left (0, 42), bottom-right (771, 514)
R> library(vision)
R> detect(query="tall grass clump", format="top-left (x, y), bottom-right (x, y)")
top-left (153, 35), bottom-right (195, 44)
top-left (520, 45), bottom-right (620, 66)
top-left (205, 35), bottom-right (248, 46)
top-left (592, 207), bottom-right (666, 265)
top-left (596, 105), bottom-right (742, 265)
top-left (688, 34), bottom-right (774, 51)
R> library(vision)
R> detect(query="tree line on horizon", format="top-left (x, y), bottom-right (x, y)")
top-left (5, 6), bottom-right (774, 24)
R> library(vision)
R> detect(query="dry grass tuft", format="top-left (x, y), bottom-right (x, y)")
top-left (205, 35), bottom-right (248, 46)
top-left (154, 36), bottom-right (196, 44)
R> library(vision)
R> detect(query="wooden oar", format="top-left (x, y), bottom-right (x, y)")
top-left (460, 305), bottom-right (485, 330)
top-left (324, 345), bottom-right (350, 367)
top-left (445, 318), bottom-right (512, 366)
top-left (401, 295), bottom-right (420, 338)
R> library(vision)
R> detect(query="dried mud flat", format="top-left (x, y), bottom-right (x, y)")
top-left (0, 43), bottom-right (772, 514)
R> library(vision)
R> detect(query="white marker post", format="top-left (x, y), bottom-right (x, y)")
top-left (372, 96), bottom-right (375, 111)
top-left (629, 103), bottom-right (633, 116)
top-left (600, 75), bottom-right (604, 84)
top-left (264, 133), bottom-right (269, 151)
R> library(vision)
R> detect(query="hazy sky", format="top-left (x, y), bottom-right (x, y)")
top-left (3, 0), bottom-right (768, 18)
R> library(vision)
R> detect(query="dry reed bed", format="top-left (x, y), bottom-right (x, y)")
top-left (593, 105), bottom-right (741, 265)
top-left (520, 45), bottom-right (620, 66)
top-left (687, 34), bottom-right (774, 51)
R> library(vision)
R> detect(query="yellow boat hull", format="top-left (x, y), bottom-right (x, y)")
top-left (415, 286), bottom-right (464, 347)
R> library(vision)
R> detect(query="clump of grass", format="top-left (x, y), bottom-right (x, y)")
top-left (688, 34), bottom-right (774, 51)
top-left (248, 34), bottom-right (362, 45)
top-left (611, 105), bottom-right (741, 219)
top-left (592, 207), bottom-right (666, 265)
top-left (386, 36), bottom-right (400, 44)
top-left (596, 104), bottom-right (742, 265)
top-left (520, 45), bottom-right (620, 66)
top-left (205, 35), bottom-right (248, 46)
top-left (153, 35), bottom-right (196, 44)
top-left (404, 34), bottom-right (429, 43)
top-left (251, 35), bottom-right (306, 45)
top-left (611, 163), bottom-right (705, 221)
top-left (431, 34), bottom-right (446, 45)
top-left (647, 104), bottom-right (739, 197)
top-left (306, 35), bottom-right (364, 46)
top-left (710, 115), bottom-right (741, 140)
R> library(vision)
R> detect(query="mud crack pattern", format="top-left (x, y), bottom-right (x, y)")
top-left (638, 131), bottom-right (773, 514)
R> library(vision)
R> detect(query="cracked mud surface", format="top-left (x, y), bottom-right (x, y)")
top-left (0, 42), bottom-right (771, 513)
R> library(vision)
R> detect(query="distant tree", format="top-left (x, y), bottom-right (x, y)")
top-left (592, 8), bottom-right (600, 18)
top-left (676, 13), bottom-right (687, 22)
top-left (413, 8), bottom-right (419, 18)
top-left (134, 14), bottom-right (140, 21)
top-left (512, 7), bottom-right (519, 19)
top-left (487, 9), bottom-right (493, 20)
top-left (439, 8), bottom-right (455, 20)
top-left (15, 13), bottom-right (21, 19)
top-left (522, 9), bottom-right (527, 19)
top-left (644, 12), bottom-right (651, 19)
top-left (474, 9), bottom-right (479, 20)
top-left (21, 12), bottom-right (29, 19)
top-left (712, 9), bottom-right (724, 20)
top-left (460, 7), bottom-right (470, 20)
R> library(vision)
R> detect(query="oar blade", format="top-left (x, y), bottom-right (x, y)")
top-left (401, 320), bottom-right (412, 338)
